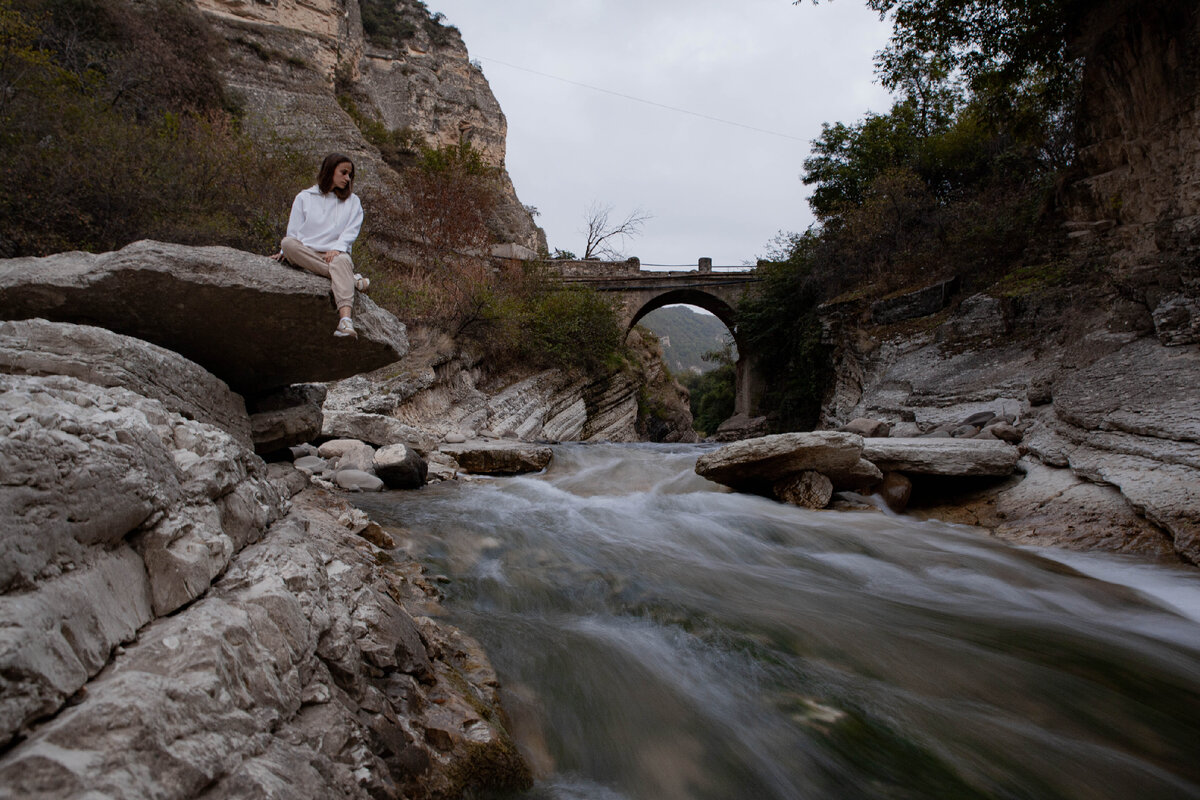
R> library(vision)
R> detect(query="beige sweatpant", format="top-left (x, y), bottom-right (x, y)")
top-left (281, 236), bottom-right (356, 312)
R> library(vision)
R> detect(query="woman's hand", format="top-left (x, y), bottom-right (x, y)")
top-left (322, 250), bottom-right (342, 264)
top-left (269, 251), bottom-right (283, 261)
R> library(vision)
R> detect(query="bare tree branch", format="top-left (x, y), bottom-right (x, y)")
top-left (582, 201), bottom-right (651, 260)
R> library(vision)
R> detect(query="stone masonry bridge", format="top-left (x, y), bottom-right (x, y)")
top-left (547, 257), bottom-right (764, 420)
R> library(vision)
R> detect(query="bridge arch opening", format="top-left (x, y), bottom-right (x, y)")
top-left (626, 288), bottom-right (760, 431)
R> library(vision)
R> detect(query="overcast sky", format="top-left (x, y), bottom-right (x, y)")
top-left (429, 0), bottom-right (895, 268)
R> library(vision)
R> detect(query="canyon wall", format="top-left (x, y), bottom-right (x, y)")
top-left (192, 0), bottom-right (544, 252)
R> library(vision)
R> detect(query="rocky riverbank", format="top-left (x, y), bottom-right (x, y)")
top-left (0, 241), bottom-right (693, 798)
top-left (810, 278), bottom-right (1200, 565)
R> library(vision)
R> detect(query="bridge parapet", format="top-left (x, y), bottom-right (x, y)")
top-left (543, 257), bottom-right (641, 278)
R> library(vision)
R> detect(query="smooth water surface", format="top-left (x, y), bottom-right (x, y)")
top-left (355, 443), bottom-right (1200, 800)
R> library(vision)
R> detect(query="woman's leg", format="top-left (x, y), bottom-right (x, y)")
top-left (281, 237), bottom-right (355, 316)
top-left (326, 253), bottom-right (356, 313)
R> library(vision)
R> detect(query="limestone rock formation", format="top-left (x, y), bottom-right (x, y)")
top-left (0, 491), bottom-right (531, 799)
top-left (0, 240), bottom-right (408, 396)
top-left (193, 0), bottom-right (544, 253)
top-left (695, 431), bottom-right (868, 494)
top-left (861, 438), bottom-right (1021, 476)
top-left (820, 280), bottom-right (1200, 562)
top-left (0, 318), bottom-right (252, 448)
top-left (248, 383), bottom-right (327, 455)
top-left (439, 441), bottom-right (553, 475)
top-left (321, 330), bottom-right (689, 449)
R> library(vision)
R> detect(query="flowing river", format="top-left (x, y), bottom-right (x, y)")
top-left (354, 443), bottom-right (1200, 800)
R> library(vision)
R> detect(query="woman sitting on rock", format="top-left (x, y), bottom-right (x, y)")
top-left (272, 152), bottom-right (369, 338)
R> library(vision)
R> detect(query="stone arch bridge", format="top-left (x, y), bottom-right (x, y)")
top-left (548, 257), bottom-right (764, 420)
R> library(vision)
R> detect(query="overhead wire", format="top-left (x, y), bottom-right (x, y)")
top-left (474, 55), bottom-right (809, 143)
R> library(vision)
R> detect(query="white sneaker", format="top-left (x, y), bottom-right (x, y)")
top-left (354, 273), bottom-right (370, 293)
top-left (334, 317), bottom-right (357, 338)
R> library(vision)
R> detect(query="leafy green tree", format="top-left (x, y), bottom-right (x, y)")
top-left (682, 345), bottom-right (737, 436)
top-left (737, 237), bottom-right (832, 431)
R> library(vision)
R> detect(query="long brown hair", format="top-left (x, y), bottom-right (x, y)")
top-left (317, 153), bottom-right (355, 200)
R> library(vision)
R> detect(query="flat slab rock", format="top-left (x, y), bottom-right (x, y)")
top-left (0, 240), bottom-right (408, 395)
top-left (862, 437), bottom-right (1020, 476)
top-left (694, 431), bottom-right (871, 492)
top-left (439, 441), bottom-right (553, 475)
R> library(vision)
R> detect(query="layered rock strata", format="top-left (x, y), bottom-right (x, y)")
top-left (695, 431), bottom-right (1018, 511)
top-left (0, 240), bottom-right (408, 397)
top-left (820, 289), bottom-right (1199, 563)
top-left (0, 252), bottom-right (532, 796)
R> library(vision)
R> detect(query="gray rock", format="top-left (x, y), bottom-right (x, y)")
top-left (984, 421), bottom-right (1023, 443)
top-left (862, 438), bottom-right (1020, 476)
top-left (332, 469), bottom-right (384, 492)
top-left (950, 424), bottom-right (981, 438)
top-left (1152, 291), bottom-right (1200, 346)
top-left (695, 432), bottom-right (864, 493)
top-left (293, 455), bottom-right (328, 475)
top-left (838, 417), bottom-right (891, 437)
top-left (321, 409), bottom-right (436, 453)
top-left (994, 459), bottom-right (1175, 556)
top-left (0, 240), bottom-right (408, 395)
top-left (829, 458), bottom-right (885, 491)
top-left (0, 318), bottom-right (252, 449)
top-left (439, 441), bottom-right (554, 475)
top-left (773, 471), bottom-right (833, 509)
top-left (877, 471), bottom-right (913, 513)
top-left (374, 444), bottom-right (428, 490)
top-left (0, 371), bottom-right (287, 741)
top-left (0, 374), bottom-right (181, 592)
top-left (317, 439), bottom-right (377, 473)
top-left (961, 411), bottom-right (997, 427)
top-left (250, 384), bottom-right (326, 455)
top-left (937, 293), bottom-right (1010, 341)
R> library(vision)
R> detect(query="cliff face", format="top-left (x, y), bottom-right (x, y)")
top-left (324, 327), bottom-right (697, 449)
top-left (192, 0), bottom-right (544, 251)
top-left (1064, 0), bottom-right (1200, 291)
top-left (815, 1), bottom-right (1200, 565)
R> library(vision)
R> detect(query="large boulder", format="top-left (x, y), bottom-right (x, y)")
top-left (374, 443), bottom-right (428, 489)
top-left (0, 318), bottom-right (252, 449)
top-left (0, 240), bottom-right (408, 395)
top-left (694, 432), bottom-right (868, 493)
top-left (440, 441), bottom-right (553, 475)
top-left (861, 438), bottom-right (1020, 476)
top-left (248, 383), bottom-right (327, 455)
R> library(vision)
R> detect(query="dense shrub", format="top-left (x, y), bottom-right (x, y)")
top-left (681, 345), bottom-right (737, 437)
top-left (0, 0), bottom-right (308, 257)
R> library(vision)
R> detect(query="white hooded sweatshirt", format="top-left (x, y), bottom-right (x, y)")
top-left (285, 185), bottom-right (363, 253)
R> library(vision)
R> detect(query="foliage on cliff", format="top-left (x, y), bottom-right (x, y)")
top-left (744, 0), bottom-right (1089, 431)
top-left (0, 0), bottom-right (307, 257)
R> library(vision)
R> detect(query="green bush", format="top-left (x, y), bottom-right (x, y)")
top-left (682, 345), bottom-right (737, 437)
top-left (0, 0), bottom-right (308, 257)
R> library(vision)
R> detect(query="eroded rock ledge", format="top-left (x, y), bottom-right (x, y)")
top-left (0, 243), bottom-right (532, 797)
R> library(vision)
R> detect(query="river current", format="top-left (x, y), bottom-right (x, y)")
top-left (354, 443), bottom-right (1200, 800)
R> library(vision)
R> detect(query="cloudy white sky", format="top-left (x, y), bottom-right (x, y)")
top-left (429, 0), bottom-right (896, 268)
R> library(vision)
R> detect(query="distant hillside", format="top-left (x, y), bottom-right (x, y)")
top-left (639, 306), bottom-right (734, 375)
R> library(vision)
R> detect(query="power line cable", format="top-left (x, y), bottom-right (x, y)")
top-left (475, 55), bottom-right (809, 143)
